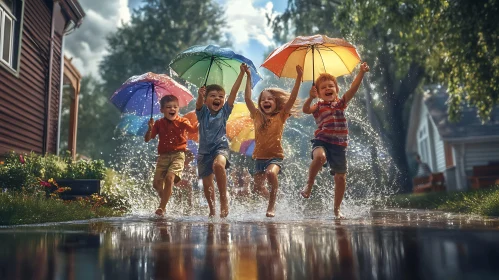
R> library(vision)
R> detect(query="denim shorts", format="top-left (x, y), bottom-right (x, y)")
top-left (311, 139), bottom-right (347, 175)
top-left (197, 149), bottom-right (231, 178)
top-left (254, 158), bottom-right (283, 174)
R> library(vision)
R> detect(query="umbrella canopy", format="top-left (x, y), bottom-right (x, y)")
top-left (169, 45), bottom-right (262, 90)
top-left (116, 114), bottom-right (162, 136)
top-left (110, 72), bottom-right (194, 117)
top-left (183, 110), bottom-right (199, 142)
top-left (262, 35), bottom-right (361, 83)
top-left (226, 103), bottom-right (254, 139)
top-left (117, 111), bottom-right (199, 142)
top-left (229, 124), bottom-right (255, 155)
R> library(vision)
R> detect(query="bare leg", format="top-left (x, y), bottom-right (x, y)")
top-left (253, 172), bottom-right (270, 199)
top-left (158, 172), bottom-right (176, 212)
top-left (334, 173), bottom-right (346, 219)
top-left (153, 177), bottom-right (165, 215)
top-left (301, 148), bottom-right (327, 198)
top-left (213, 155), bottom-right (229, 218)
top-left (265, 164), bottom-right (281, 217)
top-left (203, 174), bottom-right (216, 217)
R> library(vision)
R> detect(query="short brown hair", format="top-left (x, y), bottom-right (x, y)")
top-left (206, 84), bottom-right (225, 97)
top-left (315, 73), bottom-right (339, 93)
top-left (160, 95), bottom-right (179, 108)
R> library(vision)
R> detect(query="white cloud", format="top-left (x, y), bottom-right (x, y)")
top-left (64, 0), bottom-right (130, 79)
top-left (222, 0), bottom-right (277, 47)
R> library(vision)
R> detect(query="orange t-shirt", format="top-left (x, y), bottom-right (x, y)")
top-left (151, 116), bottom-right (197, 154)
top-left (251, 110), bottom-right (289, 159)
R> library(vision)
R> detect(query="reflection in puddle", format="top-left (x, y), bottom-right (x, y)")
top-left (1, 210), bottom-right (499, 279)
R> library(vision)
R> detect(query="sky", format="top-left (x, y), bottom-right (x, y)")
top-left (64, 0), bottom-right (287, 79)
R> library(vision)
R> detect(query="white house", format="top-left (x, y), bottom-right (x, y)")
top-left (406, 85), bottom-right (499, 191)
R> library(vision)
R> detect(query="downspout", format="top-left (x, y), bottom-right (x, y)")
top-left (43, 3), bottom-right (56, 154)
top-left (57, 35), bottom-right (65, 156)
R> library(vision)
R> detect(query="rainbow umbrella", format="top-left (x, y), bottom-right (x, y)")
top-left (169, 45), bottom-right (262, 90)
top-left (239, 140), bottom-right (255, 157)
top-left (226, 103), bottom-right (254, 140)
top-left (110, 72), bottom-right (193, 117)
top-left (229, 124), bottom-right (255, 156)
top-left (262, 35), bottom-right (361, 84)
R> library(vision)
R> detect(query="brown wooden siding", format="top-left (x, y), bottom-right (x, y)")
top-left (0, 0), bottom-right (63, 156)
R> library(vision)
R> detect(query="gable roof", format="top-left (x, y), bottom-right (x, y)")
top-left (424, 86), bottom-right (499, 142)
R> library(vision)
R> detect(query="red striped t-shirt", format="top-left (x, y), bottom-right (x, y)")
top-left (312, 97), bottom-right (349, 146)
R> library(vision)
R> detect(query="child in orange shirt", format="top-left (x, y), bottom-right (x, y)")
top-left (145, 95), bottom-right (198, 216)
top-left (243, 64), bottom-right (303, 217)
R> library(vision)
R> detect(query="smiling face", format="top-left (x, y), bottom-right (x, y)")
top-left (258, 90), bottom-right (277, 115)
top-left (161, 101), bottom-right (179, 120)
top-left (205, 89), bottom-right (226, 113)
top-left (317, 79), bottom-right (339, 102)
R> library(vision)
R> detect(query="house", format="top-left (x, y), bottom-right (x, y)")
top-left (406, 85), bottom-right (499, 191)
top-left (0, 0), bottom-right (84, 159)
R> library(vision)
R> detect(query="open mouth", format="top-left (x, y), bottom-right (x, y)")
top-left (263, 104), bottom-right (272, 110)
top-left (325, 92), bottom-right (333, 97)
top-left (168, 112), bottom-right (176, 117)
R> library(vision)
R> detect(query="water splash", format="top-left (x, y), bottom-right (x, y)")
top-left (104, 75), bottom-right (399, 221)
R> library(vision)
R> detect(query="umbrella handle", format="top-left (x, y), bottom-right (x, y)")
top-left (151, 83), bottom-right (155, 118)
top-left (203, 56), bottom-right (215, 87)
top-left (312, 45), bottom-right (315, 86)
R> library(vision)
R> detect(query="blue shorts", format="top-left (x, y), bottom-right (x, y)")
top-left (254, 158), bottom-right (283, 174)
top-left (311, 139), bottom-right (347, 175)
top-left (197, 149), bottom-right (231, 178)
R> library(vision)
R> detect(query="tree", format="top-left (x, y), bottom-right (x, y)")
top-left (76, 76), bottom-right (121, 162)
top-left (100, 0), bottom-right (228, 93)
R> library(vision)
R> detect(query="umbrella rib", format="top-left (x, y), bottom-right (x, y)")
top-left (317, 47), bottom-right (327, 75)
top-left (318, 44), bottom-right (355, 73)
top-left (174, 54), bottom-right (212, 78)
top-left (121, 83), bottom-right (151, 114)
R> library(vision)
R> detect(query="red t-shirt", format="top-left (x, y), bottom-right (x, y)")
top-left (151, 116), bottom-right (197, 154)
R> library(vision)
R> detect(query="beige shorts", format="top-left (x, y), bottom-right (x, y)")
top-left (154, 151), bottom-right (185, 184)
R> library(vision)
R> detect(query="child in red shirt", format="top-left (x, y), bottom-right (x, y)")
top-left (145, 95), bottom-right (197, 216)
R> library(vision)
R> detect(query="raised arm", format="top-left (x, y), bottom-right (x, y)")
top-left (144, 118), bottom-right (155, 142)
top-left (302, 86), bottom-right (318, 114)
top-left (343, 62), bottom-right (370, 103)
top-left (227, 64), bottom-right (246, 107)
top-left (196, 86), bottom-right (206, 111)
top-left (283, 65), bottom-right (303, 114)
top-left (243, 64), bottom-right (258, 115)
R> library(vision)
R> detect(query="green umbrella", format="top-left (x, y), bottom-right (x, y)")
top-left (169, 45), bottom-right (261, 90)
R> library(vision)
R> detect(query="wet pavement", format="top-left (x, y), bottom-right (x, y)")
top-left (1, 209), bottom-right (499, 280)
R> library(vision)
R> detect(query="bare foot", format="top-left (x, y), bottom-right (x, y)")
top-left (208, 211), bottom-right (216, 218)
top-left (155, 208), bottom-right (164, 216)
top-left (334, 209), bottom-right (346, 220)
top-left (300, 190), bottom-right (310, 198)
top-left (220, 206), bottom-right (229, 218)
top-left (300, 185), bottom-right (312, 198)
top-left (266, 211), bottom-right (275, 217)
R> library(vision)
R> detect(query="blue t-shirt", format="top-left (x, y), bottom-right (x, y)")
top-left (196, 103), bottom-right (233, 154)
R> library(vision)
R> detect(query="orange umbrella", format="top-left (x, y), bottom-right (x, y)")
top-left (184, 110), bottom-right (199, 142)
top-left (262, 35), bottom-right (361, 83)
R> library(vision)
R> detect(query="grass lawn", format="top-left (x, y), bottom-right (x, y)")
top-left (0, 193), bottom-right (123, 226)
top-left (387, 185), bottom-right (499, 217)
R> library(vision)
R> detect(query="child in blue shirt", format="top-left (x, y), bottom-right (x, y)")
top-left (196, 64), bottom-right (247, 218)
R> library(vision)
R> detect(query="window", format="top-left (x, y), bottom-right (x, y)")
top-left (0, 0), bottom-right (21, 71)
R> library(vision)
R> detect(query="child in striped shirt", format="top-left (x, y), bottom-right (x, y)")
top-left (300, 62), bottom-right (370, 219)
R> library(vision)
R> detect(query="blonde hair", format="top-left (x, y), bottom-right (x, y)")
top-left (256, 88), bottom-right (299, 130)
top-left (315, 73), bottom-right (340, 94)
